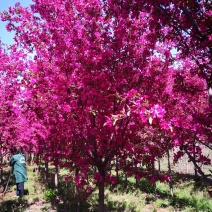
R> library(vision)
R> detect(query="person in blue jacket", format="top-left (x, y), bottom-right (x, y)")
top-left (9, 146), bottom-right (28, 198)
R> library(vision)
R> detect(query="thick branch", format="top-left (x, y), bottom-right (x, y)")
top-left (183, 147), bottom-right (207, 179)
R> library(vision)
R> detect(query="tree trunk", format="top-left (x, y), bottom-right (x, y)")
top-left (0, 168), bottom-right (2, 184)
top-left (167, 150), bottom-right (173, 196)
top-left (135, 162), bottom-right (139, 188)
top-left (0, 141), bottom-right (3, 184)
top-left (54, 165), bottom-right (59, 189)
top-left (115, 158), bottom-right (119, 182)
top-left (98, 182), bottom-right (105, 212)
top-left (98, 165), bottom-right (105, 212)
top-left (184, 148), bottom-right (207, 179)
top-left (36, 154), bottom-right (41, 172)
top-left (0, 154), bottom-right (2, 184)
top-left (152, 160), bottom-right (156, 190)
top-left (158, 159), bottom-right (161, 172)
top-left (193, 144), bottom-right (198, 178)
top-left (30, 152), bottom-right (34, 166)
top-left (125, 172), bottom-right (127, 186)
top-left (75, 167), bottom-right (81, 212)
top-left (109, 162), bottom-right (112, 175)
top-left (186, 158), bottom-right (189, 174)
top-left (45, 161), bottom-right (49, 180)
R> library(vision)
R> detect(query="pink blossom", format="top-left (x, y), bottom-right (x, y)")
top-left (150, 104), bottom-right (166, 118)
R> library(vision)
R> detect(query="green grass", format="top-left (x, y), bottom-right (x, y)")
top-left (155, 180), bottom-right (212, 211)
top-left (0, 166), bottom-right (52, 211)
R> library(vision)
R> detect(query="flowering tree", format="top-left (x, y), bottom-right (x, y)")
top-left (107, 0), bottom-right (212, 83)
top-left (1, 0), bottom-right (211, 211)
top-left (0, 45), bottom-right (26, 150)
top-left (0, 43), bottom-right (48, 160)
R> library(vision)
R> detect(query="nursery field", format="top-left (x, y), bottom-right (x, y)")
top-left (1, 0), bottom-right (212, 211)
top-left (0, 165), bottom-right (211, 212)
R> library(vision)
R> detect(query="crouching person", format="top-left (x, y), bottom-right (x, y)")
top-left (9, 147), bottom-right (28, 198)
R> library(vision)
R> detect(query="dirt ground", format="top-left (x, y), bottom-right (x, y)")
top-left (0, 189), bottom-right (55, 212)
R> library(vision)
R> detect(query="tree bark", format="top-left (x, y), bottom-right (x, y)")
top-left (98, 182), bottom-right (105, 212)
top-left (54, 165), bottom-right (59, 188)
top-left (98, 165), bottom-right (105, 212)
top-left (0, 154), bottom-right (2, 184)
top-left (193, 144), bottom-right (198, 178)
top-left (0, 142), bottom-right (3, 184)
top-left (115, 158), bottom-right (119, 182)
top-left (30, 152), bottom-right (34, 166)
top-left (167, 150), bottom-right (173, 196)
top-left (45, 161), bottom-right (49, 180)
top-left (125, 172), bottom-right (128, 186)
top-left (186, 158), bottom-right (189, 174)
top-left (158, 159), bottom-right (161, 172)
top-left (75, 167), bottom-right (81, 212)
top-left (184, 148), bottom-right (206, 179)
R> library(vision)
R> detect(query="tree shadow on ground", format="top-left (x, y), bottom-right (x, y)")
top-left (37, 167), bottom-right (132, 212)
top-left (117, 172), bottom-right (211, 211)
top-left (151, 180), bottom-right (210, 211)
top-left (36, 167), bottom-right (90, 211)
top-left (155, 192), bottom-right (211, 211)
top-left (36, 167), bottom-right (211, 211)
top-left (0, 198), bottom-right (32, 212)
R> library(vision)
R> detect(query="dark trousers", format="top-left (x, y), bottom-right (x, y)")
top-left (16, 182), bottom-right (24, 198)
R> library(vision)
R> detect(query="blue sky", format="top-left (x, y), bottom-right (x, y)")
top-left (0, 1), bottom-right (178, 57)
top-left (0, 0), bottom-right (32, 45)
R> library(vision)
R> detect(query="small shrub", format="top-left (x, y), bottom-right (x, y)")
top-left (139, 179), bottom-right (156, 193)
top-left (43, 188), bottom-right (58, 201)
top-left (190, 195), bottom-right (212, 211)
